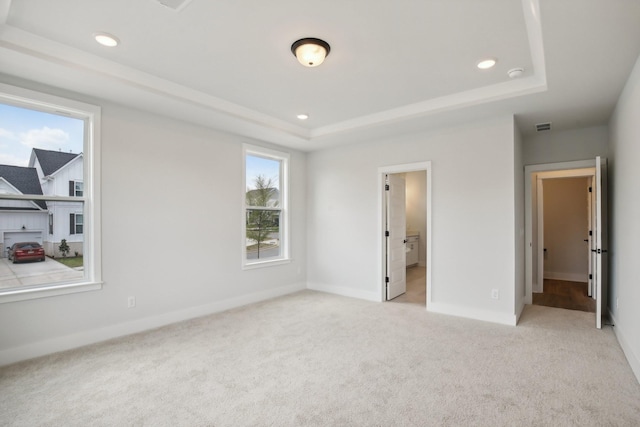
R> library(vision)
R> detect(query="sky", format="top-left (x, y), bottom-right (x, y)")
top-left (0, 102), bottom-right (84, 167)
top-left (246, 155), bottom-right (280, 191)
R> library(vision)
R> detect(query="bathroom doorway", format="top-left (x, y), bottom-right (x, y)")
top-left (379, 162), bottom-right (431, 307)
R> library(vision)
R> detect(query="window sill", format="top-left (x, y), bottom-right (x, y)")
top-left (0, 281), bottom-right (103, 304)
top-left (242, 258), bottom-right (291, 270)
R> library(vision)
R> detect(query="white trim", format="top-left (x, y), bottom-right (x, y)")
top-left (0, 1), bottom-right (544, 143)
top-left (524, 159), bottom-right (596, 304)
top-left (0, 281), bottom-right (102, 304)
top-left (0, 281), bottom-right (305, 367)
top-left (610, 312), bottom-right (640, 384)
top-left (307, 283), bottom-right (380, 302)
top-left (241, 143), bottom-right (290, 269)
top-left (0, 83), bottom-right (102, 303)
top-left (378, 161), bottom-right (432, 305)
top-left (428, 301), bottom-right (517, 326)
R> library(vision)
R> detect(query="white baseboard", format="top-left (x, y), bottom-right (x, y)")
top-left (428, 301), bottom-right (517, 326)
top-left (544, 271), bottom-right (588, 282)
top-left (515, 298), bottom-right (526, 324)
top-left (610, 312), bottom-right (640, 384)
top-left (0, 282), bottom-right (306, 367)
top-left (307, 282), bottom-right (381, 302)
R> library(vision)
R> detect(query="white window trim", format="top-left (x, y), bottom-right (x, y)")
top-left (242, 143), bottom-right (290, 269)
top-left (74, 180), bottom-right (84, 197)
top-left (0, 83), bottom-right (102, 303)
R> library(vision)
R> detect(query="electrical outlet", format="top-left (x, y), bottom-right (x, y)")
top-left (127, 296), bottom-right (136, 308)
top-left (491, 289), bottom-right (500, 300)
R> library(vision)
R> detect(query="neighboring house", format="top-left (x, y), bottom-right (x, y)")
top-left (0, 165), bottom-right (48, 258)
top-left (28, 148), bottom-right (84, 257)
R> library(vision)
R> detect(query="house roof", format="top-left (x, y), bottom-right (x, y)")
top-left (32, 149), bottom-right (80, 176)
top-left (0, 164), bottom-right (47, 210)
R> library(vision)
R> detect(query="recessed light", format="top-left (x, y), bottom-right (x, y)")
top-left (477, 58), bottom-right (497, 70)
top-left (297, 114), bottom-right (309, 120)
top-left (94, 32), bottom-right (119, 47)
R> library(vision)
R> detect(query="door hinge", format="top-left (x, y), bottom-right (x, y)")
top-left (589, 274), bottom-right (593, 280)
top-left (589, 230), bottom-right (592, 236)
top-left (385, 184), bottom-right (389, 191)
top-left (385, 230), bottom-right (390, 237)
top-left (385, 276), bottom-right (389, 283)
top-left (589, 187), bottom-right (592, 193)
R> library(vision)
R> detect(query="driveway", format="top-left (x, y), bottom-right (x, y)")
top-left (0, 257), bottom-right (83, 290)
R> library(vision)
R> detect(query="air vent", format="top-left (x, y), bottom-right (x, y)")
top-left (535, 122), bottom-right (552, 132)
top-left (156, 0), bottom-right (193, 11)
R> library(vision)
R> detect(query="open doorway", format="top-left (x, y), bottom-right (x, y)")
top-left (525, 158), bottom-right (608, 329)
top-left (378, 162), bottom-right (432, 308)
top-left (533, 176), bottom-right (595, 313)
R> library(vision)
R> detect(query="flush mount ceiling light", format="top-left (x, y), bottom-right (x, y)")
top-left (291, 38), bottom-right (330, 67)
top-left (94, 32), bottom-right (119, 47)
top-left (477, 58), bottom-right (497, 70)
top-left (296, 114), bottom-right (309, 120)
top-left (508, 67), bottom-right (525, 79)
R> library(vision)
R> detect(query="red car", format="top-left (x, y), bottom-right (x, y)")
top-left (7, 242), bottom-right (45, 264)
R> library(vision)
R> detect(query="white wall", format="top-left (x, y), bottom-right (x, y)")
top-left (307, 116), bottom-right (518, 325)
top-left (609, 55), bottom-right (640, 382)
top-left (542, 178), bottom-right (589, 282)
top-left (0, 93), bottom-right (307, 364)
top-left (405, 170), bottom-right (426, 266)
top-left (523, 125), bottom-right (608, 165)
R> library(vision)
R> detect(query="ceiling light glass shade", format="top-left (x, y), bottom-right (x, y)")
top-left (291, 38), bottom-right (330, 67)
top-left (94, 33), bottom-right (119, 47)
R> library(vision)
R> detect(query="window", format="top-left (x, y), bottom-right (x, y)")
top-left (0, 83), bottom-right (102, 303)
top-left (243, 144), bottom-right (289, 267)
top-left (70, 213), bottom-right (83, 235)
top-left (69, 180), bottom-right (83, 197)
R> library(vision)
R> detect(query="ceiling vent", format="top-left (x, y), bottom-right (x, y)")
top-left (535, 122), bottom-right (552, 132)
top-left (156, 0), bottom-right (193, 11)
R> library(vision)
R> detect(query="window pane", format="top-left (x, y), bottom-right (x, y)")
top-left (246, 155), bottom-right (280, 207)
top-left (75, 182), bottom-right (83, 197)
top-left (246, 208), bottom-right (281, 260)
top-left (0, 102), bottom-right (86, 291)
top-left (0, 103), bottom-right (84, 196)
top-left (1, 200), bottom-right (85, 290)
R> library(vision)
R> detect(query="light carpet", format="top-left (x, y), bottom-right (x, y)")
top-left (1, 290), bottom-right (639, 426)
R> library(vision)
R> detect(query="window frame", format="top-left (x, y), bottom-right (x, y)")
top-left (71, 180), bottom-right (83, 197)
top-left (70, 212), bottom-right (84, 235)
top-left (242, 144), bottom-right (290, 269)
top-left (0, 83), bottom-right (102, 303)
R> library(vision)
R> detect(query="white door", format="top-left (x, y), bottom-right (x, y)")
top-left (594, 157), bottom-right (608, 329)
top-left (386, 174), bottom-right (406, 300)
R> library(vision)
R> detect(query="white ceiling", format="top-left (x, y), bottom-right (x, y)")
top-left (1, 0), bottom-right (639, 151)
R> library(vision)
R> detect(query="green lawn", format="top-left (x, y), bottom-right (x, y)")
top-left (54, 256), bottom-right (83, 268)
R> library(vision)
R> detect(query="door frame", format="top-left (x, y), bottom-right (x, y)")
top-left (378, 161), bottom-right (432, 305)
top-left (524, 159), bottom-right (597, 304)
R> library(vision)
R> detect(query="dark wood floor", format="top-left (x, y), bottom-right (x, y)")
top-left (533, 279), bottom-right (596, 313)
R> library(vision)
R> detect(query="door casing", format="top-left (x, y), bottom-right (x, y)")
top-left (378, 161), bottom-right (432, 305)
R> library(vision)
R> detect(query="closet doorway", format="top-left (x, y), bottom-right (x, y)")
top-left (524, 158), bottom-right (608, 328)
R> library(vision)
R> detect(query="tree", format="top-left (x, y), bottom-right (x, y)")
top-left (246, 175), bottom-right (278, 259)
top-left (59, 239), bottom-right (70, 258)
